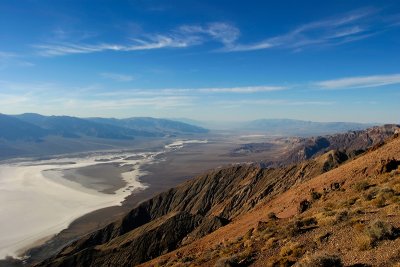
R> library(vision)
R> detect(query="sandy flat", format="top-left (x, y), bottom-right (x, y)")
top-left (0, 155), bottom-right (147, 259)
top-left (59, 163), bottom-right (134, 194)
top-left (0, 139), bottom-right (209, 260)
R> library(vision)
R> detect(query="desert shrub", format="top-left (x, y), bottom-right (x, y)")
top-left (324, 201), bottom-right (336, 210)
top-left (311, 190), bottom-right (322, 200)
top-left (298, 252), bottom-right (343, 267)
top-left (356, 220), bottom-right (396, 250)
top-left (322, 210), bottom-right (336, 217)
top-left (266, 242), bottom-right (304, 267)
top-left (244, 228), bottom-right (254, 240)
top-left (341, 197), bottom-right (358, 207)
top-left (363, 188), bottom-right (379, 201)
top-left (371, 194), bottom-right (386, 208)
top-left (316, 232), bottom-right (332, 244)
top-left (364, 220), bottom-right (395, 244)
top-left (262, 237), bottom-right (278, 251)
top-left (354, 181), bottom-right (371, 192)
top-left (214, 255), bottom-right (239, 267)
top-left (181, 255), bottom-right (194, 263)
top-left (334, 210), bottom-right (349, 223)
top-left (214, 250), bottom-right (254, 267)
top-left (285, 217), bottom-right (318, 237)
top-left (156, 257), bottom-right (169, 266)
top-left (268, 212), bottom-right (278, 220)
top-left (355, 233), bottom-right (373, 251)
top-left (298, 199), bottom-right (312, 213)
top-left (279, 242), bottom-right (303, 258)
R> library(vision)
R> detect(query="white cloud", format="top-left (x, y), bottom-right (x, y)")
top-left (224, 8), bottom-right (379, 52)
top-left (34, 34), bottom-right (193, 56)
top-left (315, 73), bottom-right (400, 89)
top-left (179, 22), bottom-right (240, 46)
top-left (101, 72), bottom-right (134, 82)
top-left (34, 22), bottom-right (239, 57)
top-left (31, 8), bottom-right (400, 56)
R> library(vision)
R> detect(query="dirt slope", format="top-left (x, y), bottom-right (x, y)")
top-left (142, 134), bottom-right (400, 266)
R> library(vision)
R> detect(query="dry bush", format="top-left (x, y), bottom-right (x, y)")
top-left (262, 237), bottom-right (278, 251)
top-left (285, 217), bottom-right (317, 237)
top-left (279, 242), bottom-right (304, 258)
top-left (267, 242), bottom-right (304, 267)
top-left (334, 210), bottom-right (349, 223)
top-left (297, 252), bottom-right (343, 267)
top-left (214, 249), bottom-right (254, 267)
top-left (214, 255), bottom-right (239, 267)
top-left (354, 180), bottom-right (371, 192)
top-left (315, 232), bottom-right (331, 244)
top-left (310, 190), bottom-right (322, 201)
top-left (355, 233), bottom-right (373, 251)
top-left (364, 220), bottom-right (395, 243)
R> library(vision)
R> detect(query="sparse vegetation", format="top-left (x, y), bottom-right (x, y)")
top-left (354, 180), bottom-right (371, 192)
top-left (311, 190), bottom-right (322, 200)
top-left (298, 252), bottom-right (343, 267)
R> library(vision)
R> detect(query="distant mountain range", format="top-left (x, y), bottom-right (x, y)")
top-left (242, 118), bottom-right (374, 136)
top-left (0, 113), bottom-right (208, 142)
top-left (178, 118), bottom-right (374, 136)
top-left (0, 114), bottom-right (380, 159)
top-left (0, 114), bottom-right (209, 159)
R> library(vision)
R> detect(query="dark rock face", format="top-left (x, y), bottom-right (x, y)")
top-left (377, 158), bottom-right (400, 174)
top-left (283, 125), bottom-right (400, 164)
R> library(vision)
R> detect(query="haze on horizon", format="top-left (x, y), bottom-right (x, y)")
top-left (0, 0), bottom-right (399, 124)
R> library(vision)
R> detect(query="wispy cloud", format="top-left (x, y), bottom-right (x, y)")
top-left (34, 22), bottom-right (238, 56)
top-left (34, 36), bottom-right (192, 56)
top-left (224, 8), bottom-right (383, 52)
top-left (100, 72), bottom-right (134, 82)
top-left (0, 51), bottom-right (35, 69)
top-left (315, 73), bottom-right (400, 89)
top-left (95, 85), bottom-right (286, 97)
top-left (31, 7), bottom-right (400, 56)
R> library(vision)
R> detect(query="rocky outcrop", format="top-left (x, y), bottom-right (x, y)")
top-left (283, 124), bottom-right (400, 164)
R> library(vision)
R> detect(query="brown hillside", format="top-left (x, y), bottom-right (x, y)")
top-left (35, 126), bottom-right (400, 267)
top-left (142, 134), bottom-right (400, 266)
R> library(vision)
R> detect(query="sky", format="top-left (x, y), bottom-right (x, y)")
top-left (0, 0), bottom-right (400, 123)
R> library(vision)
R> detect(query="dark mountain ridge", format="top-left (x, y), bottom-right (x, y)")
top-left (88, 117), bottom-right (208, 135)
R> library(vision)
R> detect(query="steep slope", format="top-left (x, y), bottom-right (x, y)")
top-left (142, 134), bottom-right (400, 266)
top-left (35, 130), bottom-right (395, 267)
top-left (31, 126), bottom-right (398, 267)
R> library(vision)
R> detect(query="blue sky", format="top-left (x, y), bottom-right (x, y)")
top-left (0, 0), bottom-right (399, 123)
